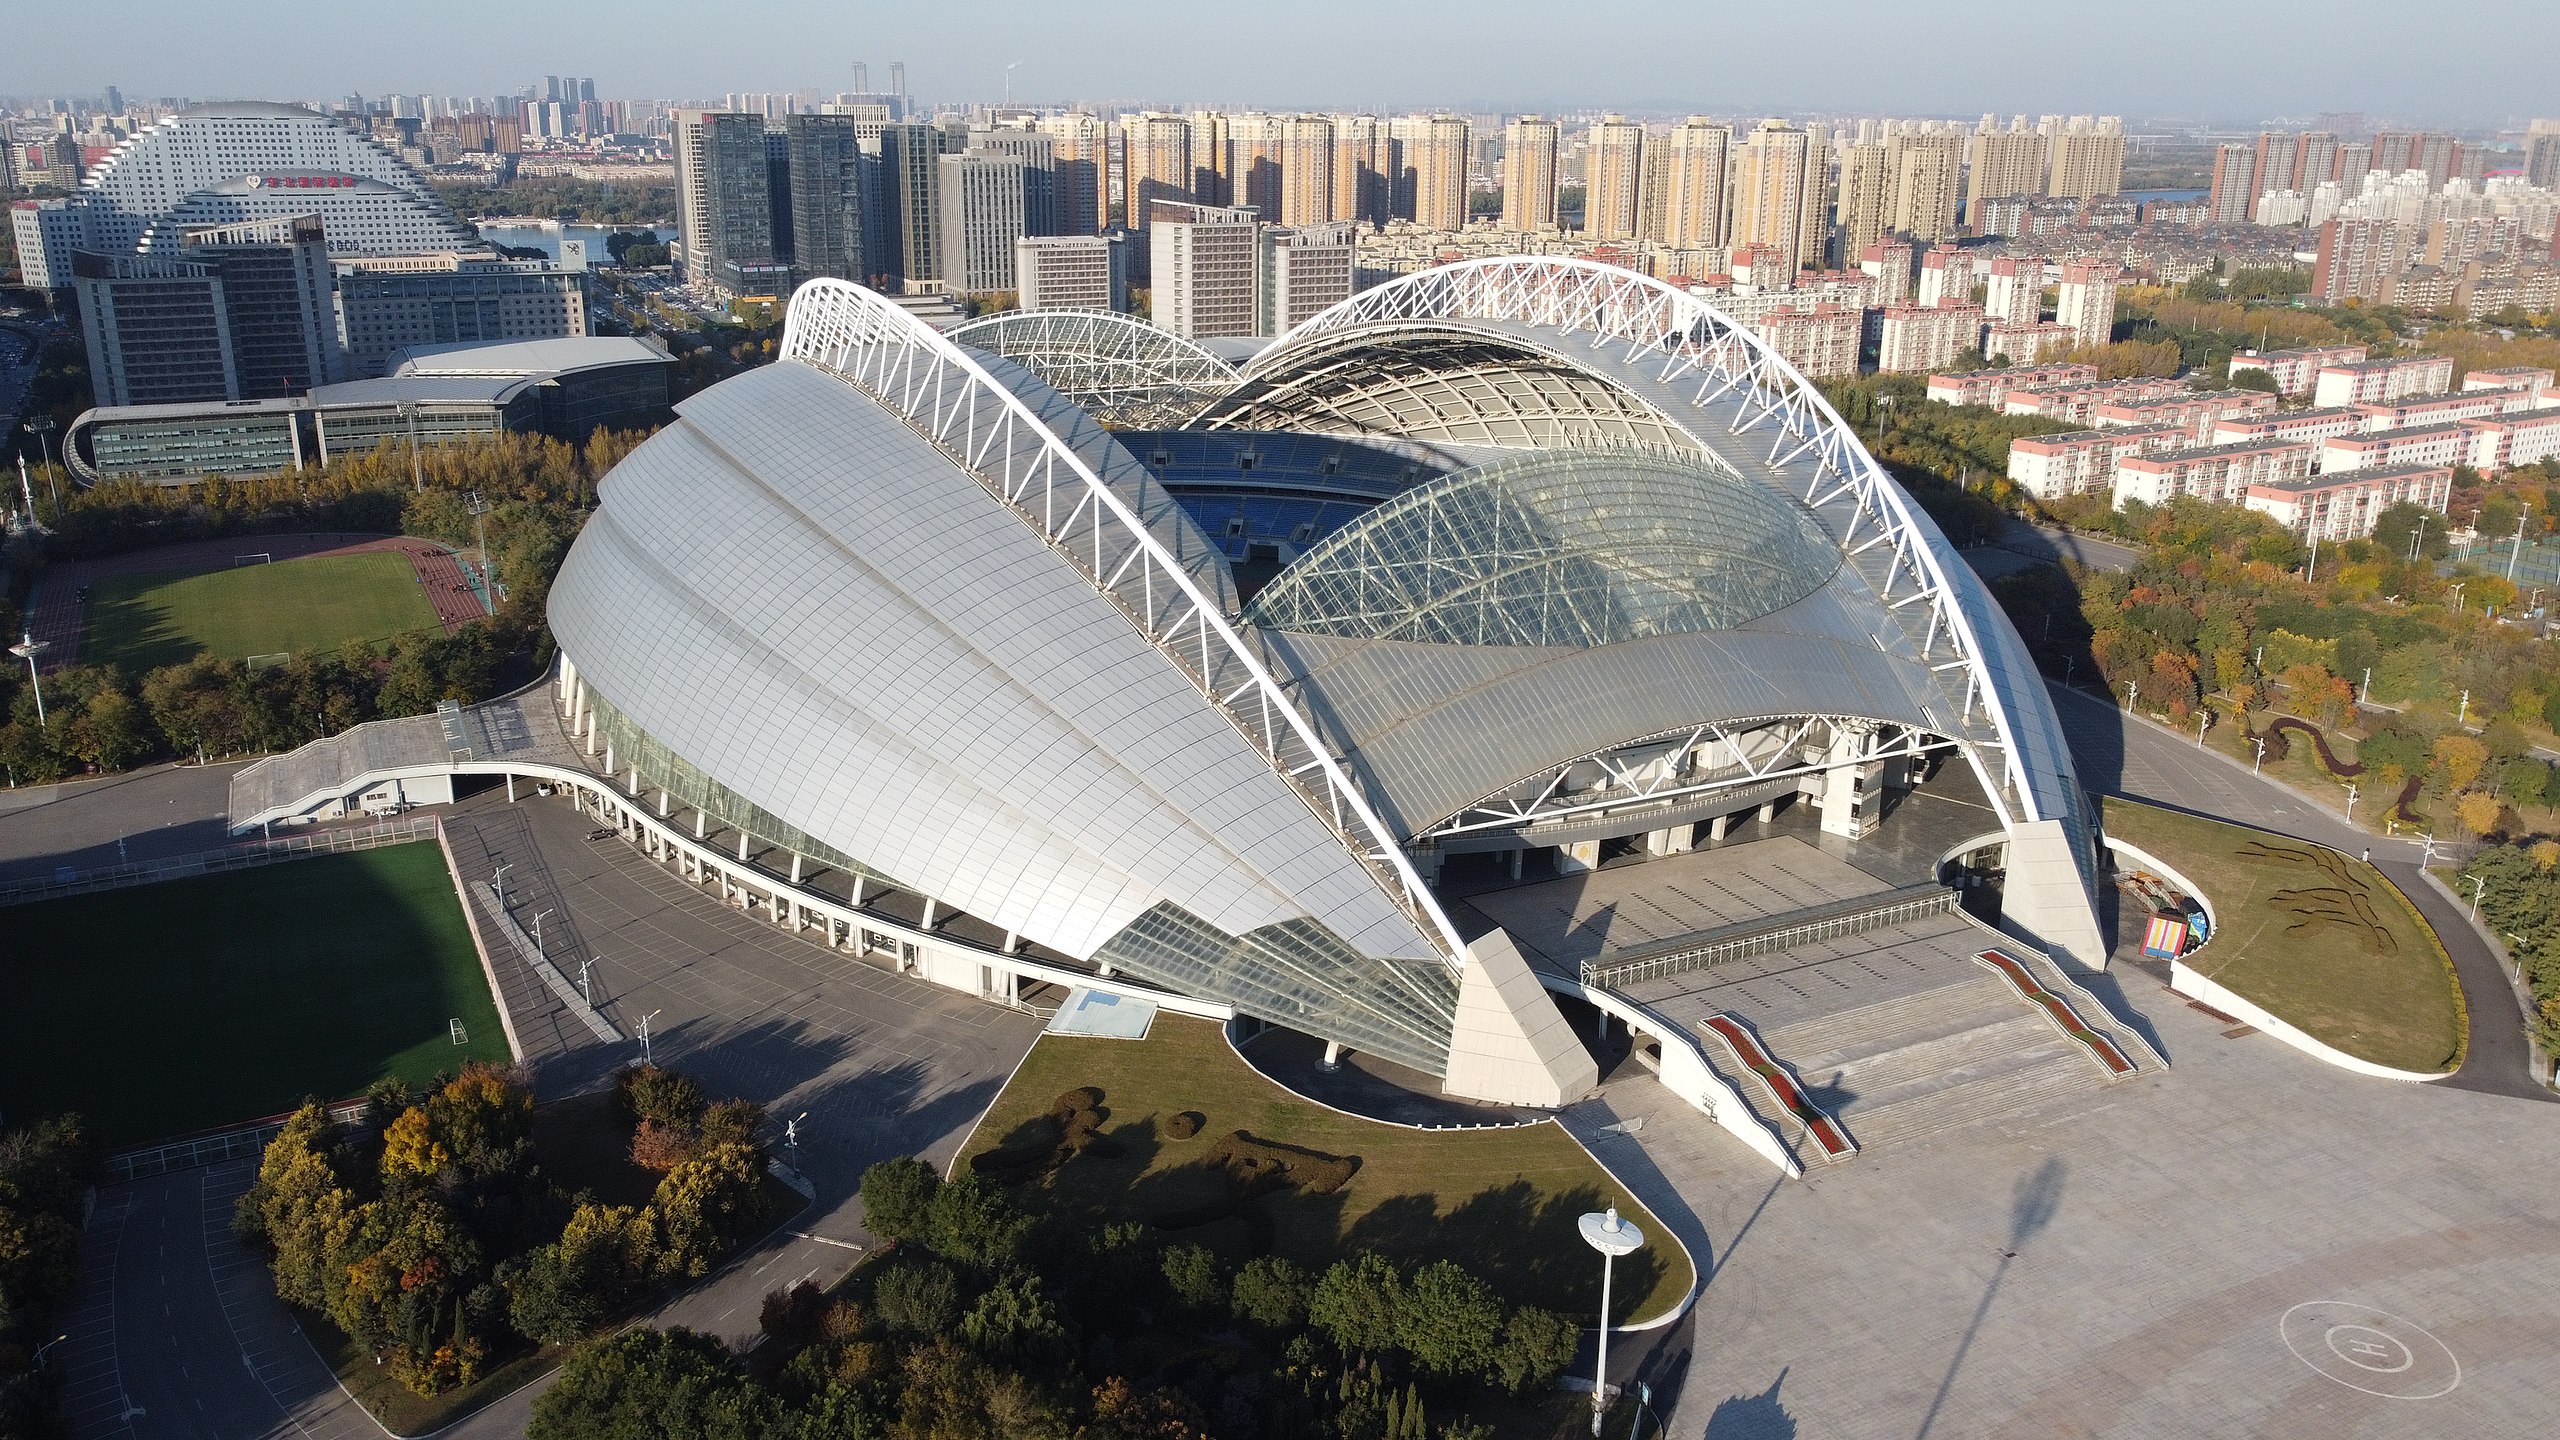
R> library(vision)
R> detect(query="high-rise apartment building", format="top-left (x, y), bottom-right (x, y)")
top-left (1279, 114), bottom-right (1338, 225)
top-left (1036, 113), bottom-right (1106, 236)
top-left (1798, 123), bottom-right (1834, 269)
top-left (2253, 131), bottom-right (2304, 199)
top-left (1187, 111), bottom-right (1234, 208)
top-left (2044, 116), bottom-right (2126, 199)
top-left (785, 114), bottom-right (865, 287)
top-left (1014, 234), bottom-right (1126, 312)
top-left (2528, 121), bottom-right (2560, 191)
top-left (1965, 117), bottom-right (2049, 226)
top-left (2207, 144), bottom-right (2257, 225)
top-left (2335, 142), bottom-right (2374, 186)
top-left (2056, 261), bottom-right (2118, 350)
top-left (1887, 127), bottom-right (1964, 243)
top-left (1150, 201), bottom-right (1259, 339)
top-left (936, 151), bottom-right (1026, 295)
top-left (1731, 120), bottom-right (1815, 273)
top-left (1648, 117), bottom-right (1729, 248)
top-left (1983, 254), bottom-right (2043, 327)
top-left (1123, 113), bottom-right (1193, 231)
top-left (2310, 217), bottom-right (2411, 305)
top-left (967, 127), bottom-right (1058, 237)
top-left (1915, 244), bottom-right (1975, 308)
top-left (1583, 116), bottom-right (1644, 241)
top-left (1333, 114), bottom-right (1397, 227)
top-left (1231, 113), bottom-right (1282, 217)
top-left (1396, 115), bottom-right (1470, 231)
top-left (1834, 139), bottom-right (1892, 259)
top-left (1502, 116), bottom-right (1560, 231)
top-left (2297, 132), bottom-right (2341, 191)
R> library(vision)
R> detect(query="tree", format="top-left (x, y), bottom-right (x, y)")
top-left (2228, 366), bottom-right (2279, 393)
top-left (958, 1271), bottom-right (1064, 1360)
top-left (1487, 1305), bottom-right (1580, 1397)
top-left (426, 1063), bottom-right (535, 1178)
top-left (506, 1241), bottom-right (613, 1344)
top-left (381, 1107), bottom-right (452, 1181)
top-left (528, 1327), bottom-right (780, 1440)
top-left (2372, 502), bottom-right (2450, 562)
top-left (873, 1261), bottom-right (960, 1336)
top-left (1308, 1254), bottom-right (1405, 1358)
top-left (925, 1172), bottom-right (1028, 1267)
top-left (1397, 1261), bottom-right (1502, 1378)
top-left (1159, 1243), bottom-right (1228, 1315)
top-left (2435, 734), bottom-right (2490, 793)
top-left (653, 1143), bottom-right (769, 1277)
top-left (1229, 1254), bottom-right (1311, 1331)
top-left (2457, 790), bottom-right (2505, 837)
top-left (858, 1156), bottom-right (940, 1245)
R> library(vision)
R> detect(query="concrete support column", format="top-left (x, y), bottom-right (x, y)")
top-left (735, 833), bottom-right (749, 862)
top-left (658, 790), bottom-right (671, 817)
top-left (1756, 800), bottom-right (1777, 824)
top-left (789, 853), bottom-right (804, 884)
top-left (1640, 824), bottom-right (1693, 857)
top-left (1320, 1041), bottom-right (1344, 1070)
top-left (1818, 724), bottom-right (1881, 840)
top-left (1554, 840), bottom-right (1599, 875)
top-left (1709, 813), bottom-right (1730, 842)
top-left (1002, 929), bottom-right (1020, 955)
top-left (850, 875), bottom-right (867, 906)
top-left (505, 774), bottom-right (516, 803)
top-left (628, 766), bottom-right (642, 796)
top-left (602, 741), bottom-right (614, 774)
top-left (920, 897), bottom-right (938, 930)
top-left (1508, 848), bottom-right (1525, 881)
top-left (693, 809), bottom-right (706, 840)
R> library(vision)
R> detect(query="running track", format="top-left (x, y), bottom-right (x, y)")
top-left (25, 533), bottom-right (491, 672)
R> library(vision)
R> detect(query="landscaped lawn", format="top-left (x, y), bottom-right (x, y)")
top-left (957, 1016), bottom-right (1694, 1325)
top-left (2100, 797), bottom-right (2465, 1073)
top-left (0, 844), bottom-right (512, 1146)
top-left (84, 550), bottom-right (439, 672)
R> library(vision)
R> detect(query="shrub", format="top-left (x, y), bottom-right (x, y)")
top-left (1049, 1087), bottom-right (1104, 1118)
top-left (1163, 1110), bottom-right (1203, 1140)
top-left (1202, 1131), bottom-right (1359, 1196)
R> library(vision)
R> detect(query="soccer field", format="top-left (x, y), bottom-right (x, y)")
top-left (84, 549), bottom-right (442, 673)
top-left (0, 843), bottom-right (513, 1147)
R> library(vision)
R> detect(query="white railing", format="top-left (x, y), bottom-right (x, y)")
top-left (1263, 257), bottom-right (2040, 830)
top-left (780, 279), bottom-right (1469, 970)
top-left (0, 816), bottom-right (443, 907)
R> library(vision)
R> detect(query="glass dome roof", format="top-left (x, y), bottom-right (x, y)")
top-left (1242, 446), bottom-right (1842, 648)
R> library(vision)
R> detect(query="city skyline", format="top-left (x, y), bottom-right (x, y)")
top-left (7, 0), bottom-right (2560, 126)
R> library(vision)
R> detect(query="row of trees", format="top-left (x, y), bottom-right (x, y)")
top-left (526, 1154), bottom-right (1584, 1440)
top-left (2457, 842), bottom-right (2560, 1054)
top-left (0, 1116), bottom-right (95, 1437)
top-left (236, 1062), bottom-right (770, 1397)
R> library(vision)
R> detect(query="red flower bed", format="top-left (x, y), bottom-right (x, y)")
top-left (1704, 1014), bottom-right (1854, 1156)
top-left (1976, 951), bottom-right (2135, 1076)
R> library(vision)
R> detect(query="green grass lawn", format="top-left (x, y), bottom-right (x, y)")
top-left (956, 1017), bottom-right (1694, 1325)
top-left (2101, 797), bottom-right (2465, 1073)
top-left (0, 844), bottom-right (512, 1147)
top-left (84, 550), bottom-right (440, 672)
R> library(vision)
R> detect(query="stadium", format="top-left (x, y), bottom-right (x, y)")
top-left (233, 256), bottom-right (2138, 1156)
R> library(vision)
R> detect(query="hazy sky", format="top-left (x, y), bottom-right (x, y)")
top-left (9, 0), bottom-right (2557, 128)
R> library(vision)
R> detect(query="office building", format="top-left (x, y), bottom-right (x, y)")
top-left (1584, 116), bottom-right (1644, 241)
top-left (1650, 117), bottom-right (1729, 248)
top-left (1151, 201), bottom-right (1260, 339)
top-left (1502, 116), bottom-right (1560, 231)
top-left (1260, 222), bottom-right (1355, 332)
top-left (675, 110), bottom-right (783, 297)
top-left (59, 102), bottom-right (474, 259)
top-left (878, 122), bottom-right (950, 288)
top-left (967, 127), bottom-right (1057, 238)
top-left (73, 213), bottom-right (340, 407)
top-left (787, 114), bottom-right (867, 287)
top-left (10, 197), bottom-right (91, 291)
top-left (334, 250), bottom-right (591, 380)
top-left (937, 151), bottom-right (1027, 296)
top-left (1015, 234), bottom-right (1126, 313)
top-left (2055, 261), bottom-right (2117, 350)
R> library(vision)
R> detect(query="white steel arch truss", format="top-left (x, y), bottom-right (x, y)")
top-left (1259, 257), bottom-right (2050, 830)
top-left (780, 279), bottom-right (1471, 970)
top-left (947, 309), bottom-right (1241, 428)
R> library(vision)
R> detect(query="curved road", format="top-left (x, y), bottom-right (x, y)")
top-left (2049, 680), bottom-right (2550, 1100)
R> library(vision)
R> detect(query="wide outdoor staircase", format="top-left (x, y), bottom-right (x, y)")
top-left (1709, 949), bottom-right (2154, 1160)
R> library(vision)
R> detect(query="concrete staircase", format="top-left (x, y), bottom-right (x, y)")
top-left (1742, 971), bottom-right (2134, 1153)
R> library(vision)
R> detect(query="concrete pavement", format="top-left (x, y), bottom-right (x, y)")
top-left (0, 762), bottom-right (250, 883)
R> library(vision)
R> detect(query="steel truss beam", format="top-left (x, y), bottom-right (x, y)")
top-left (781, 280), bottom-right (1469, 970)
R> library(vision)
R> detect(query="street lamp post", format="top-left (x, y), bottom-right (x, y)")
top-left (2253, 736), bottom-right (2266, 775)
top-left (2470, 874), bottom-right (2486, 922)
top-left (784, 1110), bottom-right (807, 1167)
top-left (2123, 679), bottom-right (2136, 712)
top-left (9, 632), bottom-right (48, 726)
top-left (1578, 1206), bottom-right (1645, 1437)
top-left (578, 956), bottom-right (597, 1008)
top-left (491, 863), bottom-right (513, 906)
top-left (640, 1008), bottom-right (663, 1065)
top-left (21, 417), bottom-right (59, 508)
top-left (2344, 782), bottom-right (2359, 825)
top-left (2196, 712), bottom-right (2208, 748)
top-left (533, 909), bottom-right (553, 955)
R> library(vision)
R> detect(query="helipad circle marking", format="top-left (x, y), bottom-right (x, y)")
top-left (2279, 1302), bottom-right (2459, 1400)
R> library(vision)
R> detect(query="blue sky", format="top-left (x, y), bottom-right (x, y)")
top-left (9, 0), bottom-right (2556, 127)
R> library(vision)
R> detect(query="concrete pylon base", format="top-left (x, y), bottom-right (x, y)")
top-left (1442, 929), bottom-right (1601, 1107)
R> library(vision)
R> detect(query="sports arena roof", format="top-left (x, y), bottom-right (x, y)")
top-left (546, 261), bottom-right (2106, 1082)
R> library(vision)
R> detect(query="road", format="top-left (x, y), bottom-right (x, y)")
top-left (2049, 679), bottom-right (2550, 1100)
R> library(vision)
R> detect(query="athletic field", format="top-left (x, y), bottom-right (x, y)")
top-left (83, 550), bottom-right (440, 673)
top-left (0, 843), bottom-right (513, 1147)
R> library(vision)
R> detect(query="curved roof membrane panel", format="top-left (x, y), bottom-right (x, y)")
top-left (1243, 446), bottom-right (1841, 648)
top-left (549, 360), bottom-right (1452, 1065)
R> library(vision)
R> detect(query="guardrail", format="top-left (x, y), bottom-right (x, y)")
top-left (0, 816), bottom-right (445, 907)
top-left (1582, 884), bottom-right (1959, 988)
top-left (104, 1098), bottom-right (372, 1184)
